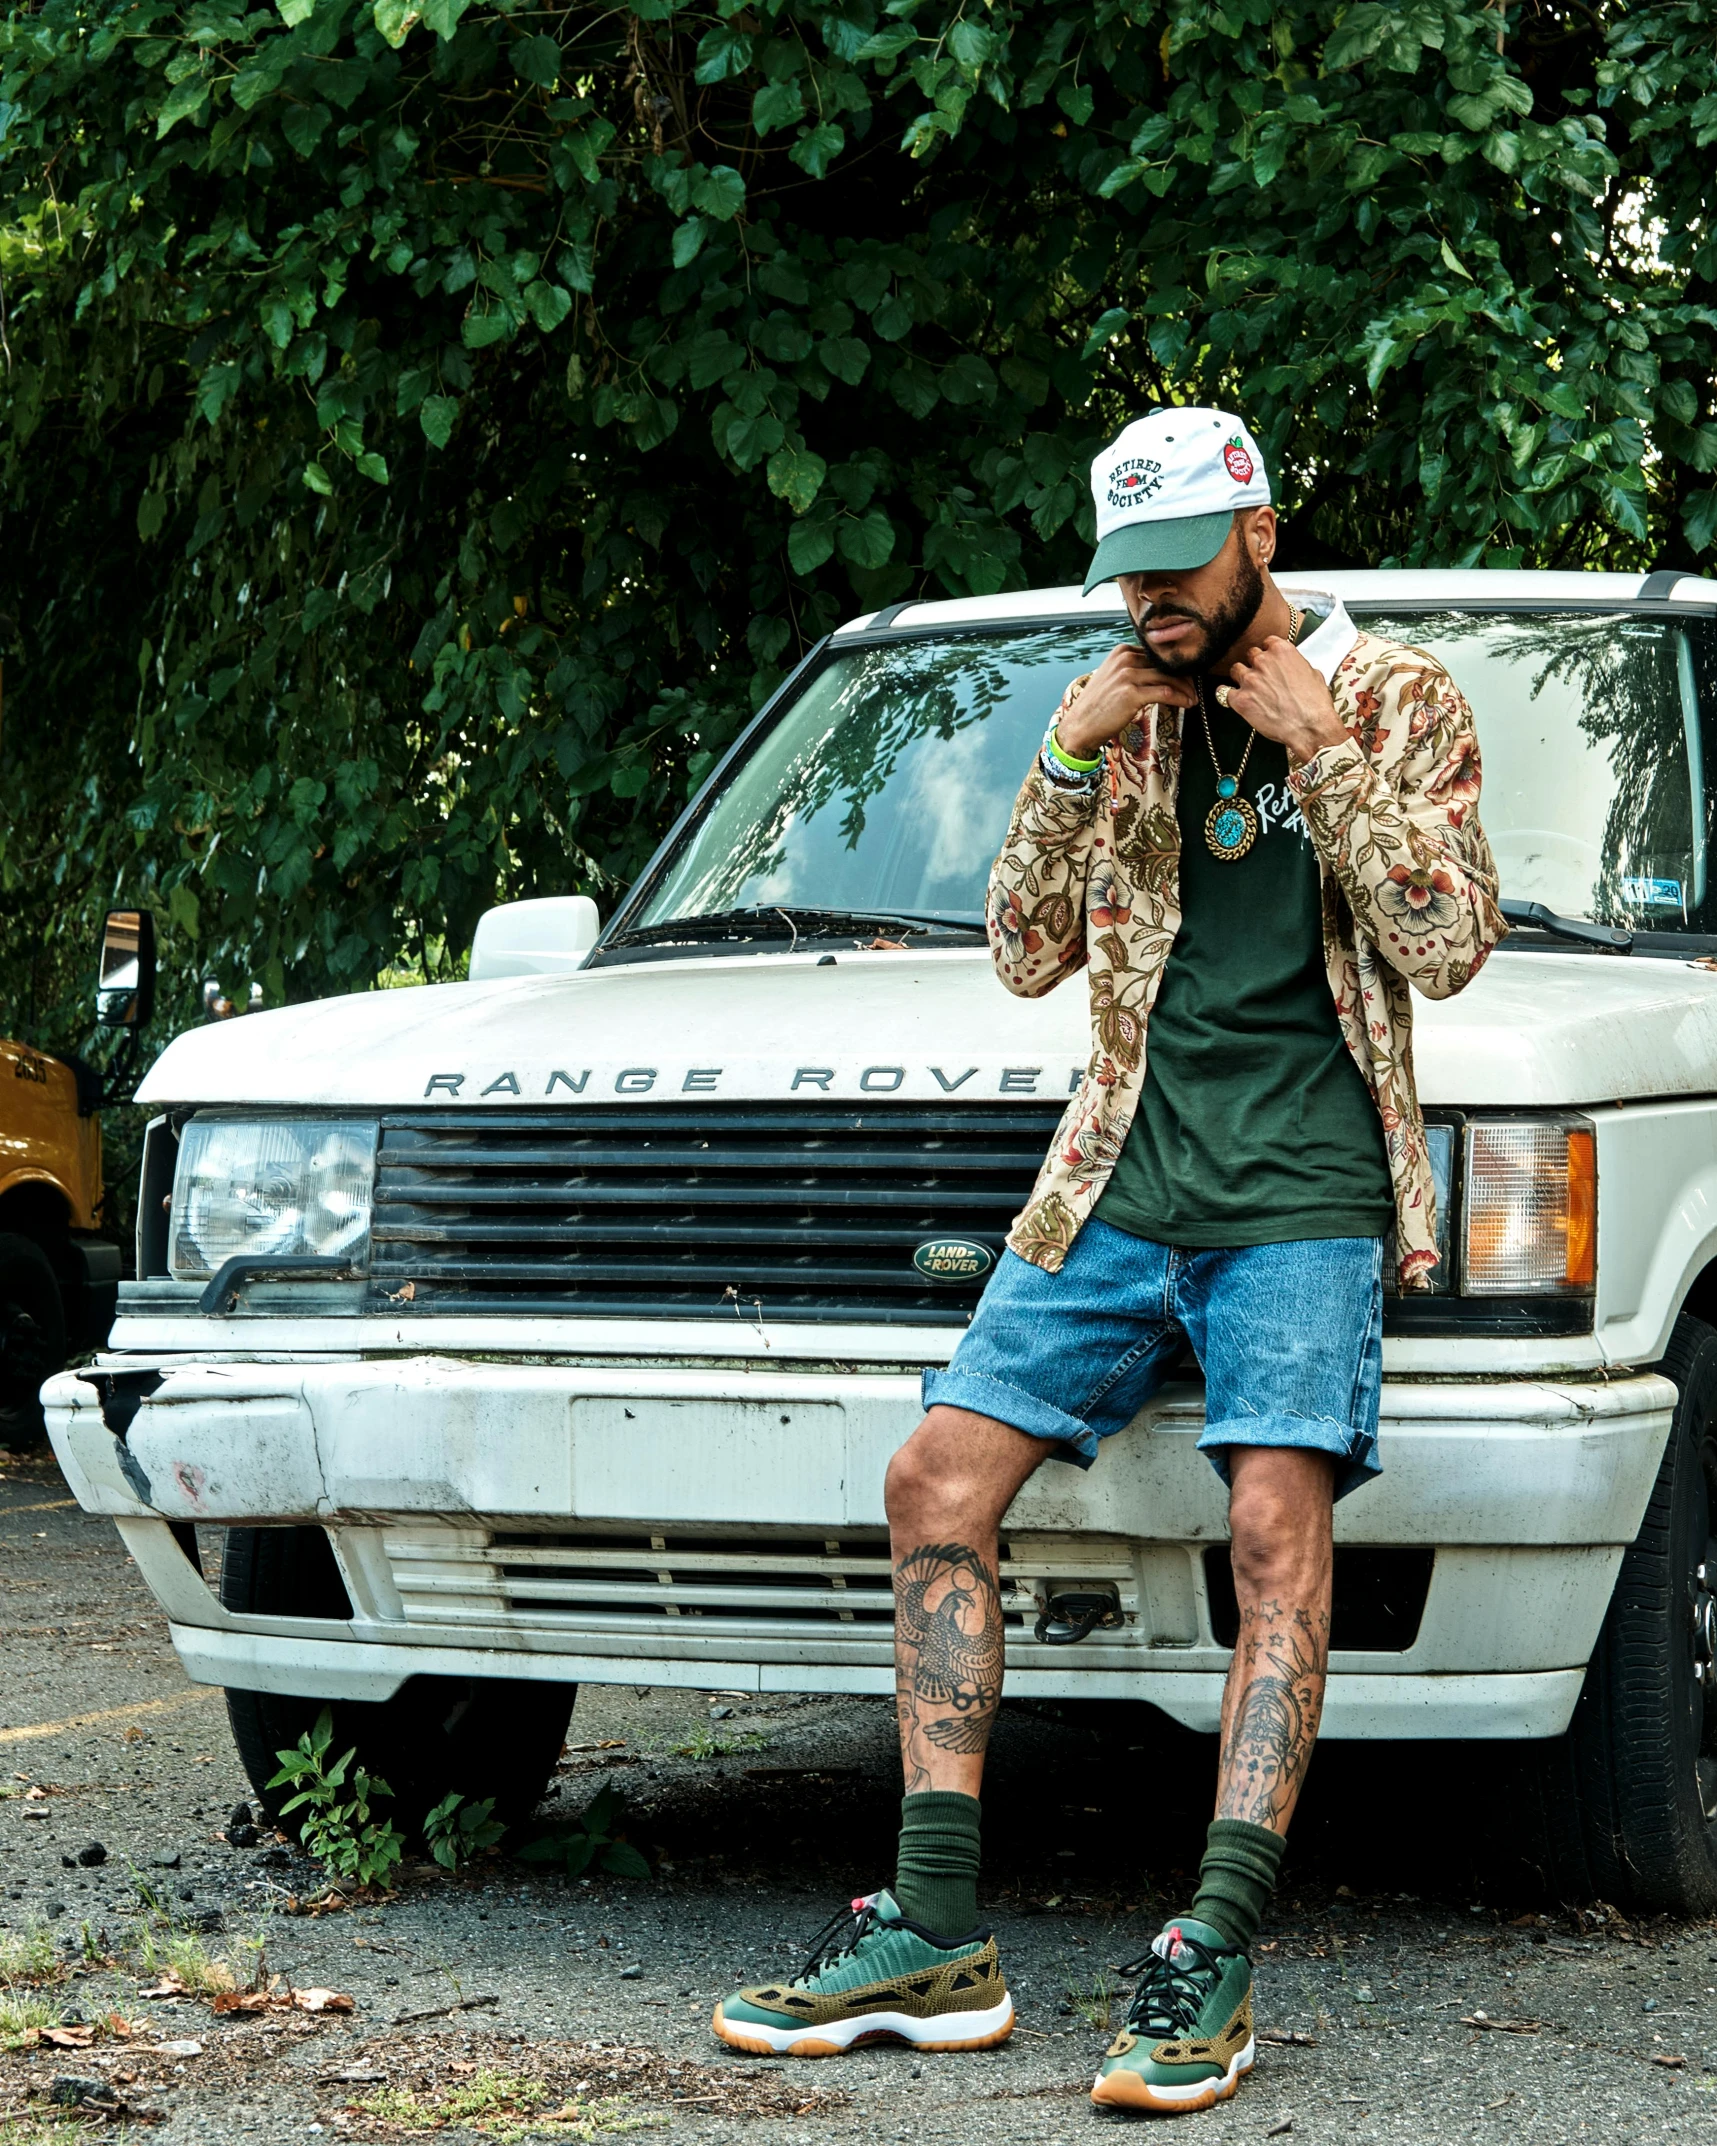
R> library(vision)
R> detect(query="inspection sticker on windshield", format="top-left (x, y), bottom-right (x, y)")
top-left (1619, 876), bottom-right (1683, 909)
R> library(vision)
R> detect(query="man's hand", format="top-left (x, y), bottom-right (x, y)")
top-left (1223, 637), bottom-right (1349, 767)
top-left (1054, 642), bottom-right (1198, 761)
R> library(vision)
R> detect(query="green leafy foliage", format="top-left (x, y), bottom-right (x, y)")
top-left (518, 1783), bottom-right (651, 1880)
top-left (422, 1789), bottom-right (506, 1872)
top-left (1, 1), bottom-right (1714, 1052)
top-left (267, 1708), bottom-right (406, 1891)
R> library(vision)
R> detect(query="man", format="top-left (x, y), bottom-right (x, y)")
top-left (714, 406), bottom-right (1504, 2111)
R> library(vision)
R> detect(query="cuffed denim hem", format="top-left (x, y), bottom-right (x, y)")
top-left (1198, 1409), bottom-right (1382, 1503)
top-left (920, 1366), bottom-right (1100, 1468)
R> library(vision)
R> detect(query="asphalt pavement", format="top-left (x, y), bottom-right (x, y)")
top-left (2, 1448), bottom-right (1714, 2145)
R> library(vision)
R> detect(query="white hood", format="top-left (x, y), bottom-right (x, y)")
top-left (135, 945), bottom-right (1717, 1113)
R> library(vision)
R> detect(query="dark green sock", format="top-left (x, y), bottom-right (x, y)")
top-left (1187, 1818), bottom-right (1288, 1954)
top-left (894, 1791), bottom-right (982, 1938)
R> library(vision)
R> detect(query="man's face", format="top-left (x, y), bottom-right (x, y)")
top-left (1116, 512), bottom-right (1270, 676)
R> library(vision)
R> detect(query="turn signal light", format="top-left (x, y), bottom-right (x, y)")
top-left (1463, 1119), bottom-right (1596, 1294)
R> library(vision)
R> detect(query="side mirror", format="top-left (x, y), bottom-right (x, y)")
top-left (96, 909), bottom-right (157, 1028)
top-left (468, 896), bottom-right (601, 982)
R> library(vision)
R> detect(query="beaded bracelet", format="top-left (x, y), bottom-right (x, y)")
top-left (1038, 721), bottom-right (1103, 792)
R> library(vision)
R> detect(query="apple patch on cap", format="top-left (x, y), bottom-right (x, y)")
top-left (1222, 436), bottom-right (1254, 484)
top-left (1106, 456), bottom-right (1164, 511)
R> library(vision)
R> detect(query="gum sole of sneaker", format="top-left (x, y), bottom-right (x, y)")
top-left (1089, 2038), bottom-right (1255, 2114)
top-left (712, 1996), bottom-right (1015, 2058)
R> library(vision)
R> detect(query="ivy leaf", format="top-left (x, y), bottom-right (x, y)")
top-left (512, 35), bottom-right (560, 88)
top-left (671, 217), bottom-right (708, 269)
top-left (1082, 307), bottom-right (1130, 358)
top-left (420, 0), bottom-right (476, 34)
top-left (276, 0), bottom-right (316, 23)
top-left (1685, 490), bottom-right (1717, 555)
top-left (301, 462), bottom-right (333, 496)
top-left (694, 26), bottom-right (753, 84)
top-left (692, 165), bottom-right (746, 220)
top-left (753, 79), bottom-right (805, 135)
top-left (787, 516), bottom-right (837, 573)
top-left (463, 308), bottom-right (514, 349)
top-left (789, 123), bottom-right (844, 178)
top-left (1438, 237), bottom-right (1474, 281)
top-left (766, 444), bottom-right (828, 513)
top-left (155, 73), bottom-right (210, 138)
top-left (372, 0), bottom-right (421, 48)
top-left (524, 280), bottom-right (573, 333)
top-left (836, 509), bottom-right (895, 569)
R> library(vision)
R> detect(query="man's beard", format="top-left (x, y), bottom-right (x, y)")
top-left (1138, 543), bottom-right (1265, 677)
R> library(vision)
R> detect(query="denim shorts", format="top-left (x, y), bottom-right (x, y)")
top-left (922, 1217), bottom-right (1385, 1501)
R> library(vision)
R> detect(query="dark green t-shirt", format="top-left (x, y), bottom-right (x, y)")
top-left (1095, 685), bottom-right (1394, 1249)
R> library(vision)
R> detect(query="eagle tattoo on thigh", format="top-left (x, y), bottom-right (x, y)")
top-left (895, 1543), bottom-right (1004, 1755)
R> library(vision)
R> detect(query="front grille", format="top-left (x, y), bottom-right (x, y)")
top-left (381, 1529), bottom-right (1038, 1637)
top-left (368, 1103), bottom-right (1063, 1324)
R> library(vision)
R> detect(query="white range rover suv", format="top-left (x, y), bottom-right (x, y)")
top-left (44, 569), bottom-right (1717, 1911)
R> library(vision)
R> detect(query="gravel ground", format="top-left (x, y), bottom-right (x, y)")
top-left (3, 1450), bottom-right (1715, 2145)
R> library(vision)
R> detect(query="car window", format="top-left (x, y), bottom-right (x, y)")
top-left (1368, 611), bottom-right (1714, 930)
top-left (627, 611), bottom-right (1717, 938)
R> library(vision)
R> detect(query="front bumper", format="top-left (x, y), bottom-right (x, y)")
top-left (44, 1355), bottom-right (1675, 1741)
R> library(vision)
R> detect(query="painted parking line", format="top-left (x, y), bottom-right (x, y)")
top-left (0, 1686), bottom-right (220, 1747)
top-left (0, 1498), bottom-right (80, 1516)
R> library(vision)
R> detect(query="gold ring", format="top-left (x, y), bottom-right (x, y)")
top-left (1213, 684), bottom-right (1234, 710)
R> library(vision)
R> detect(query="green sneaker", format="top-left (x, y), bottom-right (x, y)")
top-left (712, 1889), bottom-right (1014, 2058)
top-left (1090, 1918), bottom-right (1255, 2114)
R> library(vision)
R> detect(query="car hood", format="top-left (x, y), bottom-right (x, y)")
top-left (136, 945), bottom-right (1717, 1112)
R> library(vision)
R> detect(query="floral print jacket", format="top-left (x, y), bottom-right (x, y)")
top-left (988, 599), bottom-right (1507, 1290)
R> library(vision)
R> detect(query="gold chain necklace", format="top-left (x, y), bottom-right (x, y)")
top-left (1198, 603), bottom-right (1304, 863)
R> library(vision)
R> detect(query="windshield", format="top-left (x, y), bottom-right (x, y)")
top-left (624, 610), bottom-right (1717, 941)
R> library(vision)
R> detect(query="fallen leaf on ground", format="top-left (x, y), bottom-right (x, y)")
top-left (1266, 2122), bottom-right (1294, 2139)
top-left (1256, 2028), bottom-right (1316, 2047)
top-left (209, 1983), bottom-right (353, 2016)
top-left (1651, 2053), bottom-right (1686, 2069)
top-left (41, 2025), bottom-right (97, 2048)
top-left (107, 2014), bottom-right (135, 2039)
top-left (1461, 2015), bottom-right (1540, 2034)
top-left (136, 1977), bottom-right (189, 2001)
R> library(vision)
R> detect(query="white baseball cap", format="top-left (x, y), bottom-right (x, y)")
top-left (1083, 407), bottom-right (1271, 593)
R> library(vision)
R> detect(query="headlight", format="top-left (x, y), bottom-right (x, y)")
top-left (170, 1118), bottom-right (377, 1281)
top-left (1462, 1117), bottom-right (1595, 1294)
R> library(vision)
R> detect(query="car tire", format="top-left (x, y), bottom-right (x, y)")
top-left (1512, 1311), bottom-right (1717, 1912)
top-left (219, 1524), bottom-right (577, 1840)
top-left (0, 1232), bottom-right (68, 1450)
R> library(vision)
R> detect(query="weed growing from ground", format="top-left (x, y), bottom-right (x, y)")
top-left (664, 1727), bottom-right (770, 1761)
top-left (0, 1923), bottom-right (55, 1985)
top-left (268, 1708), bottom-right (404, 1890)
top-left (1064, 1969), bottom-right (1118, 2032)
top-left (423, 1791), bottom-right (505, 1873)
top-left (0, 1990), bottom-right (58, 2051)
top-left (135, 1915), bottom-right (270, 1998)
top-left (518, 1783), bottom-right (650, 1882)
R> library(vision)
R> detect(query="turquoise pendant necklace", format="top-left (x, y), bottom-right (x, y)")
top-left (1198, 680), bottom-right (1259, 862)
top-left (1197, 604), bottom-right (1305, 863)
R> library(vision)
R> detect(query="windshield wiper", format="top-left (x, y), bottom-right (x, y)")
top-left (1500, 899), bottom-right (1634, 953)
top-left (612, 904), bottom-right (989, 948)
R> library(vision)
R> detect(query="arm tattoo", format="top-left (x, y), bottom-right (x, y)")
top-left (893, 1542), bottom-right (1004, 1792)
top-left (1216, 1598), bottom-right (1330, 1831)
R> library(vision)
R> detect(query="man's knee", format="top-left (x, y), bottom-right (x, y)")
top-left (884, 1406), bottom-right (1045, 1535)
top-left (1227, 1449), bottom-right (1335, 1603)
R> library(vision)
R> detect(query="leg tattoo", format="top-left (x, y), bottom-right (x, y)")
top-left (1216, 1598), bottom-right (1330, 1832)
top-left (894, 1542), bottom-right (1004, 1793)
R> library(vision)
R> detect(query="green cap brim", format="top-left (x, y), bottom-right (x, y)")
top-left (1082, 511), bottom-right (1233, 595)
